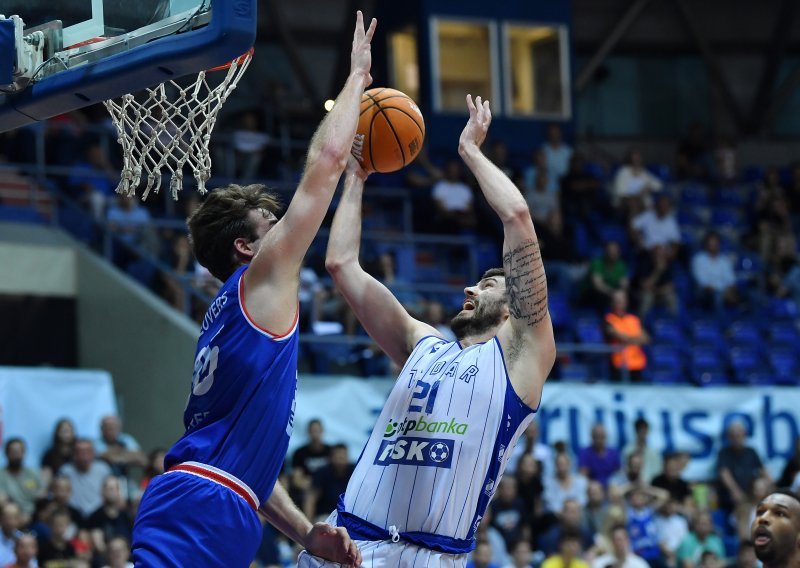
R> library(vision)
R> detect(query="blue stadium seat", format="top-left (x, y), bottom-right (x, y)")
top-left (694, 370), bottom-right (729, 386)
top-left (548, 294), bottom-right (572, 330)
top-left (766, 298), bottom-right (799, 320)
top-left (575, 317), bottom-right (605, 344)
top-left (691, 320), bottom-right (725, 347)
top-left (727, 320), bottom-right (762, 345)
top-left (679, 184), bottom-right (710, 206)
top-left (736, 253), bottom-right (764, 285)
top-left (0, 205), bottom-right (46, 224)
top-left (597, 223), bottom-right (629, 249)
top-left (651, 319), bottom-right (686, 344)
top-left (714, 187), bottom-right (751, 208)
top-left (737, 371), bottom-right (778, 386)
top-left (650, 345), bottom-right (683, 373)
top-left (729, 347), bottom-right (761, 375)
top-left (769, 349), bottom-right (799, 384)
top-left (769, 322), bottom-right (800, 346)
top-left (647, 369), bottom-right (683, 385)
top-left (742, 166), bottom-right (765, 183)
top-left (690, 347), bottom-right (725, 381)
top-left (711, 207), bottom-right (743, 227)
top-left (647, 163), bottom-right (671, 182)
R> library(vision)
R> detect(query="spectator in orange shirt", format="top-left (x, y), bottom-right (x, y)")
top-left (604, 290), bottom-right (650, 382)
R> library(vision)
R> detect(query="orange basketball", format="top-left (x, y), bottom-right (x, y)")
top-left (355, 88), bottom-right (425, 173)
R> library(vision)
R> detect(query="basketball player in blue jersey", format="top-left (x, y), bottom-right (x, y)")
top-left (130, 11), bottom-right (376, 568)
top-left (298, 94), bottom-right (557, 567)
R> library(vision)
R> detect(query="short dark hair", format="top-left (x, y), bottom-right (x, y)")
top-left (187, 184), bottom-right (282, 281)
top-left (5, 437), bottom-right (24, 453)
top-left (634, 417), bottom-right (649, 431)
top-left (558, 529), bottom-right (582, 544)
top-left (481, 267), bottom-right (505, 280)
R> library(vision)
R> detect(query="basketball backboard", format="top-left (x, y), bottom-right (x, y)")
top-left (0, 0), bottom-right (256, 132)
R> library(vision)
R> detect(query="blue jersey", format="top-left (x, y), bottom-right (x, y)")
top-left (165, 265), bottom-right (299, 504)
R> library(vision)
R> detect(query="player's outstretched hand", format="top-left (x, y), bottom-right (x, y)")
top-left (458, 94), bottom-right (492, 154)
top-left (351, 11), bottom-right (377, 87)
top-left (305, 522), bottom-right (362, 567)
top-left (346, 149), bottom-right (370, 181)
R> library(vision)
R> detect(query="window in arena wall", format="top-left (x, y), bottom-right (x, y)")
top-left (502, 23), bottom-right (571, 119)
top-left (430, 18), bottom-right (499, 113)
top-left (389, 28), bottom-right (420, 104)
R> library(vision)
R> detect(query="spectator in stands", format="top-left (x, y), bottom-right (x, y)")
top-left (490, 477), bottom-right (530, 552)
top-left (138, 449), bottom-right (165, 493)
top-left (95, 416), bottom-right (146, 478)
top-left (32, 477), bottom-right (82, 540)
top-left (713, 136), bottom-right (738, 183)
top-left (41, 419), bottom-right (76, 489)
top-left (0, 439), bottom-right (42, 524)
top-left (560, 153), bottom-right (603, 225)
top-left (591, 524), bottom-right (650, 568)
top-left (630, 195), bottom-right (681, 258)
top-left (524, 169), bottom-right (559, 224)
top-left (691, 231), bottom-right (741, 313)
top-left (515, 454), bottom-right (543, 522)
top-left (777, 437), bottom-right (800, 488)
top-left (0, 504), bottom-right (23, 567)
top-left (58, 439), bottom-right (113, 519)
top-left (654, 498), bottom-right (689, 567)
top-left (622, 484), bottom-right (669, 568)
top-left (231, 110), bottom-right (270, 180)
top-left (160, 234), bottom-right (194, 312)
top-left (404, 145), bottom-right (444, 191)
top-left (305, 444), bottom-right (353, 522)
top-left (468, 540), bottom-right (500, 568)
top-left (765, 233), bottom-right (800, 307)
top-left (584, 241), bottom-right (629, 313)
top-left (544, 453), bottom-right (589, 514)
top-left (536, 209), bottom-right (582, 301)
top-left (431, 159), bottom-right (477, 233)
top-left (507, 420), bottom-right (553, 480)
top-left (623, 418), bottom-right (662, 484)
top-left (87, 477), bottom-right (133, 559)
top-left (6, 532), bottom-right (37, 568)
top-left (423, 300), bottom-right (456, 342)
top-left (579, 424), bottom-right (622, 488)
top-left (609, 453), bottom-right (646, 490)
top-left (675, 122), bottom-right (710, 180)
top-left (488, 140), bottom-right (519, 181)
top-left (102, 536), bottom-right (133, 568)
top-left (716, 421), bottom-right (771, 516)
top-left (290, 420), bottom-right (331, 507)
top-left (604, 290), bottom-right (649, 382)
top-left (652, 452), bottom-right (693, 514)
top-left (541, 531), bottom-right (588, 568)
top-left (37, 508), bottom-right (76, 565)
top-left (299, 263), bottom-right (325, 331)
top-left (542, 124), bottom-right (573, 184)
top-left (523, 149), bottom-right (557, 195)
top-left (475, 507), bottom-right (511, 568)
top-left (67, 143), bottom-right (118, 221)
top-left (538, 499), bottom-right (594, 556)
top-left (106, 195), bottom-right (155, 248)
top-left (582, 481), bottom-right (610, 537)
top-left (612, 148), bottom-right (663, 214)
top-left (675, 510), bottom-right (725, 568)
top-left (632, 244), bottom-right (679, 318)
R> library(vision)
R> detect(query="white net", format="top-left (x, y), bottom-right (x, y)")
top-left (103, 49), bottom-right (253, 200)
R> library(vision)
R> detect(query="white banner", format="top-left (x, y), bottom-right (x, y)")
top-left (0, 367), bottom-right (118, 468)
top-left (294, 377), bottom-right (799, 480)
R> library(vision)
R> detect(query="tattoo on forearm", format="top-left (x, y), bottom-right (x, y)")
top-left (503, 239), bottom-right (548, 327)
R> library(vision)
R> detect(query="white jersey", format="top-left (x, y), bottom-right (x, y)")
top-left (342, 335), bottom-right (536, 543)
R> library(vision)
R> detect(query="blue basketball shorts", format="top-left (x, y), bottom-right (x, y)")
top-left (132, 462), bottom-right (263, 567)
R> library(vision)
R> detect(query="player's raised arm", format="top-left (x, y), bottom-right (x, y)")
top-left (457, 95), bottom-right (556, 407)
top-left (326, 157), bottom-right (439, 367)
top-left (246, 12), bottom-right (376, 287)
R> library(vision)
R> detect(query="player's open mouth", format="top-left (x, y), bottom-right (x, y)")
top-left (753, 527), bottom-right (771, 547)
top-left (463, 299), bottom-right (476, 311)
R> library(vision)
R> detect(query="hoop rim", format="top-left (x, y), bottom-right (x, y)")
top-left (207, 47), bottom-right (255, 73)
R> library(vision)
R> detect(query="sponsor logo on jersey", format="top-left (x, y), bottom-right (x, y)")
top-left (383, 417), bottom-right (468, 438)
top-left (373, 436), bottom-right (454, 468)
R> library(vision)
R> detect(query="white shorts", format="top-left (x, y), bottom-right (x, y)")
top-left (296, 512), bottom-right (468, 568)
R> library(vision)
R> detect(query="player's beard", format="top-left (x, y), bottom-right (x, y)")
top-left (450, 298), bottom-right (506, 340)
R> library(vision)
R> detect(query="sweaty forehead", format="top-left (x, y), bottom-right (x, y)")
top-left (762, 494), bottom-right (800, 515)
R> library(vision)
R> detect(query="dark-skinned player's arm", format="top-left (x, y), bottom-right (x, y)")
top-left (325, 157), bottom-right (439, 367)
top-left (243, 11), bottom-right (376, 333)
top-left (457, 94), bottom-right (556, 409)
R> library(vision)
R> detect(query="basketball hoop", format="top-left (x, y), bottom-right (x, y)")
top-left (103, 48), bottom-right (254, 199)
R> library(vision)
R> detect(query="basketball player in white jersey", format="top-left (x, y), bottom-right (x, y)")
top-left (298, 94), bottom-right (556, 567)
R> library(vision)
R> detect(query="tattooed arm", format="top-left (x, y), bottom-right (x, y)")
top-left (457, 95), bottom-right (556, 407)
